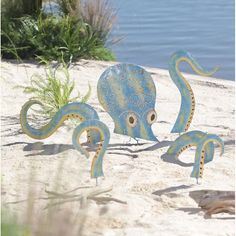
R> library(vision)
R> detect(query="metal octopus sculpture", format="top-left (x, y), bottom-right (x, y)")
top-left (97, 63), bottom-right (158, 142)
top-left (20, 50), bottom-right (224, 183)
top-left (20, 100), bottom-right (110, 179)
top-left (165, 131), bottom-right (224, 181)
top-left (169, 50), bottom-right (218, 133)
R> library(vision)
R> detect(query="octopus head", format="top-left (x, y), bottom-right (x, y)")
top-left (97, 64), bottom-right (158, 141)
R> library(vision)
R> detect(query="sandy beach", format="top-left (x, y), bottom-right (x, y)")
top-left (1, 60), bottom-right (235, 235)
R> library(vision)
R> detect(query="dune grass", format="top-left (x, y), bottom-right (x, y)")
top-left (17, 60), bottom-right (91, 118)
top-left (56, 0), bottom-right (117, 44)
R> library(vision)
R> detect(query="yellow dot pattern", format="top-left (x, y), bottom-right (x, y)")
top-left (94, 140), bottom-right (104, 160)
top-left (184, 88), bottom-right (195, 132)
top-left (176, 144), bottom-right (193, 157)
top-left (199, 149), bottom-right (205, 178)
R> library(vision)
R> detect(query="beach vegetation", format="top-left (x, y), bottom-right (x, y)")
top-left (1, 0), bottom-right (42, 18)
top-left (18, 60), bottom-right (91, 118)
top-left (1, 0), bottom-right (117, 63)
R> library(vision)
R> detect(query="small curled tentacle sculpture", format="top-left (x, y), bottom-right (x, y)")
top-left (166, 131), bottom-right (215, 164)
top-left (97, 63), bottom-right (158, 142)
top-left (165, 131), bottom-right (224, 181)
top-left (169, 50), bottom-right (218, 133)
top-left (20, 100), bottom-right (101, 144)
top-left (72, 119), bottom-right (110, 179)
top-left (20, 100), bottom-right (110, 180)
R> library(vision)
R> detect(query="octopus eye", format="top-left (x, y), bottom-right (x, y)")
top-left (127, 113), bottom-right (138, 127)
top-left (147, 110), bottom-right (157, 124)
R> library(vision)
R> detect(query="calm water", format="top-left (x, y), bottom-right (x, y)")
top-left (111, 0), bottom-right (235, 80)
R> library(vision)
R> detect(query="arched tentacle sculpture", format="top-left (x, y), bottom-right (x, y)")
top-left (20, 100), bottom-right (101, 144)
top-left (72, 119), bottom-right (110, 178)
top-left (97, 63), bottom-right (159, 142)
top-left (166, 131), bottom-right (215, 164)
top-left (169, 50), bottom-right (218, 133)
top-left (165, 131), bottom-right (224, 180)
top-left (191, 133), bottom-right (224, 180)
top-left (20, 100), bottom-right (111, 179)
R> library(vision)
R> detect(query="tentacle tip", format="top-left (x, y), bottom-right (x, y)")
top-left (196, 178), bottom-right (200, 185)
top-left (91, 173), bottom-right (104, 179)
top-left (210, 66), bottom-right (220, 76)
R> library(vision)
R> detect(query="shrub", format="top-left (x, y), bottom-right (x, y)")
top-left (1, 14), bottom-right (116, 62)
top-left (1, 0), bottom-right (42, 18)
top-left (1, 16), bottom-right (38, 59)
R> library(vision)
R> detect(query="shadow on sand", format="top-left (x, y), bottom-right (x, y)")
top-left (4, 140), bottom-right (173, 159)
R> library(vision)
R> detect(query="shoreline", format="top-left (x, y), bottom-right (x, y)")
top-left (2, 58), bottom-right (235, 83)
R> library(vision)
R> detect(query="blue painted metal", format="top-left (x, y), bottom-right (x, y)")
top-left (191, 133), bottom-right (224, 179)
top-left (97, 63), bottom-right (158, 141)
top-left (166, 130), bottom-right (224, 180)
top-left (72, 119), bottom-right (110, 178)
top-left (169, 50), bottom-right (218, 133)
top-left (20, 100), bottom-right (110, 178)
top-left (20, 100), bottom-right (101, 144)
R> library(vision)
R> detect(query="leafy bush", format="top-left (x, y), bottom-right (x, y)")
top-left (1, 16), bottom-right (38, 59)
top-left (18, 61), bottom-right (91, 118)
top-left (1, 0), bottom-right (42, 18)
top-left (1, 14), bottom-right (115, 62)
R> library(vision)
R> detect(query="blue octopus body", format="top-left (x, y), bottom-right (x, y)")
top-left (97, 63), bottom-right (158, 141)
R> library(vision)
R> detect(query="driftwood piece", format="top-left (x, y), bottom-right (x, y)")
top-left (189, 190), bottom-right (235, 218)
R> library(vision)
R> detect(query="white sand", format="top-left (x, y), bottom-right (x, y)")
top-left (1, 60), bottom-right (235, 236)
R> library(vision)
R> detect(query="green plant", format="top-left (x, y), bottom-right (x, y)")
top-left (1, 15), bottom-right (116, 62)
top-left (1, 16), bottom-right (38, 59)
top-left (56, 0), bottom-right (80, 16)
top-left (1, 0), bottom-right (42, 18)
top-left (18, 61), bottom-right (91, 118)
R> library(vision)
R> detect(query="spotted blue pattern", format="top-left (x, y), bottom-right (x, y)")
top-left (97, 63), bottom-right (158, 141)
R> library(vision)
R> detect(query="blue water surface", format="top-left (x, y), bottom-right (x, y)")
top-left (111, 0), bottom-right (235, 80)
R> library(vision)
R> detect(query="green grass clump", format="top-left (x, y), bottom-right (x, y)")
top-left (18, 61), bottom-right (91, 118)
top-left (1, 14), bottom-right (115, 63)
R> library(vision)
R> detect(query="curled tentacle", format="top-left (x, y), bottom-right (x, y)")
top-left (166, 131), bottom-right (214, 164)
top-left (169, 50), bottom-right (218, 133)
top-left (20, 100), bottom-right (101, 144)
top-left (72, 119), bottom-right (110, 178)
top-left (191, 134), bottom-right (224, 179)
